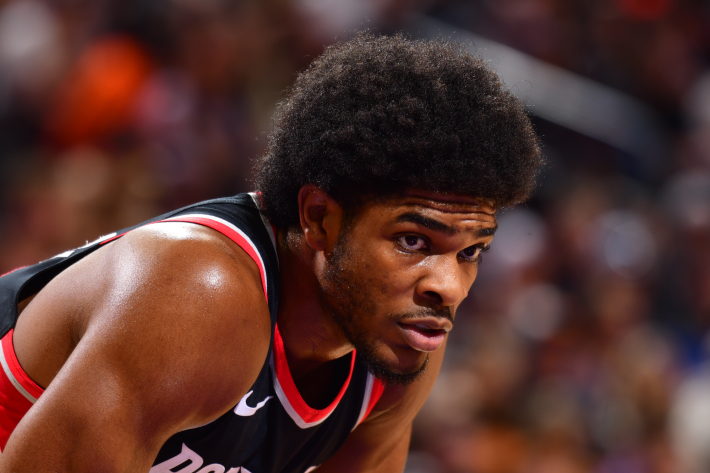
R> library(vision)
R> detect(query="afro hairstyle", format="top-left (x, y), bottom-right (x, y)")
top-left (254, 32), bottom-right (544, 228)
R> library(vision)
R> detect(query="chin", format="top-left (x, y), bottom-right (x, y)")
top-left (391, 345), bottom-right (429, 372)
top-left (358, 343), bottom-right (429, 387)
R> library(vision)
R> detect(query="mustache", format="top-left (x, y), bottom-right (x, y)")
top-left (391, 307), bottom-right (454, 325)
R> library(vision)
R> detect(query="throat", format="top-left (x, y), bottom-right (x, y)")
top-left (273, 321), bottom-right (356, 413)
top-left (290, 353), bottom-right (353, 410)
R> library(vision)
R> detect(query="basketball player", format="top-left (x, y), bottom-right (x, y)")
top-left (0, 34), bottom-right (542, 472)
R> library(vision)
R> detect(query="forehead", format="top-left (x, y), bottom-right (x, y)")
top-left (360, 191), bottom-right (498, 230)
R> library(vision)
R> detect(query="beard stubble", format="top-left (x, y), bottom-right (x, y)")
top-left (319, 231), bottom-right (429, 387)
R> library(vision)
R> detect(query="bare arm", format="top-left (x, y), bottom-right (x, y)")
top-left (316, 341), bottom-right (447, 473)
top-left (0, 223), bottom-right (271, 472)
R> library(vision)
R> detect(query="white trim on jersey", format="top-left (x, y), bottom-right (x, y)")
top-left (270, 355), bottom-right (333, 430)
top-left (0, 343), bottom-right (36, 404)
top-left (353, 372), bottom-right (375, 430)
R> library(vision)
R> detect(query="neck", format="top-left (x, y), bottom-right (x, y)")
top-left (275, 228), bottom-right (353, 382)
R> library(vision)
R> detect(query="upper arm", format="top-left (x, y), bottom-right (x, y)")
top-left (1, 223), bottom-right (271, 472)
top-left (316, 341), bottom-right (448, 473)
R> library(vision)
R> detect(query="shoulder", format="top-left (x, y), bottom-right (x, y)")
top-left (0, 220), bottom-right (274, 468)
top-left (93, 220), bottom-right (271, 339)
top-left (67, 220), bottom-right (272, 426)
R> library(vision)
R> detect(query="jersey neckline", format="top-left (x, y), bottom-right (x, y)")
top-left (271, 323), bottom-right (356, 429)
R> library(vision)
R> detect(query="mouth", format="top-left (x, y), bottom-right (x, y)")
top-left (396, 321), bottom-right (449, 352)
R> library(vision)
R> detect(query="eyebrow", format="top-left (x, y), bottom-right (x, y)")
top-left (395, 213), bottom-right (498, 238)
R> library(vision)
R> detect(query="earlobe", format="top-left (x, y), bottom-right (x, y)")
top-left (297, 185), bottom-right (342, 252)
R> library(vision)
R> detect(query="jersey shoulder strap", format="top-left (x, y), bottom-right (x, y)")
top-left (0, 193), bottom-right (279, 339)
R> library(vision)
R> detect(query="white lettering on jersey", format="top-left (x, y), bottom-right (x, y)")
top-left (234, 390), bottom-right (273, 417)
top-left (196, 465), bottom-right (224, 473)
top-left (149, 444), bottom-right (248, 473)
top-left (198, 465), bottom-right (250, 473)
top-left (150, 444), bottom-right (203, 473)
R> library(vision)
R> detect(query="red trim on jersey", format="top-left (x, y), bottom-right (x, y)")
top-left (0, 329), bottom-right (45, 451)
top-left (157, 216), bottom-right (269, 303)
top-left (0, 267), bottom-right (27, 278)
top-left (273, 324), bottom-right (356, 424)
top-left (362, 378), bottom-right (385, 423)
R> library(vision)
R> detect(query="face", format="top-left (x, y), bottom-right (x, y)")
top-left (317, 191), bottom-right (497, 386)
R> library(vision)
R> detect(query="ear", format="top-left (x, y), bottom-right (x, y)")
top-left (297, 185), bottom-right (343, 252)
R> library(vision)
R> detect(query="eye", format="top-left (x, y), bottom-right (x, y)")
top-left (458, 245), bottom-right (487, 262)
top-left (397, 235), bottom-right (427, 251)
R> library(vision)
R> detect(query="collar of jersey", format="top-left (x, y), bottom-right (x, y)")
top-left (271, 323), bottom-right (356, 429)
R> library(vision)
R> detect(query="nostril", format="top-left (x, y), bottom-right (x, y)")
top-left (423, 291), bottom-right (443, 305)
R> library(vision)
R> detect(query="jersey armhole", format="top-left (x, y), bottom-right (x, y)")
top-left (0, 329), bottom-right (44, 403)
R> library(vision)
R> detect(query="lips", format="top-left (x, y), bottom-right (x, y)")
top-left (397, 320), bottom-right (450, 352)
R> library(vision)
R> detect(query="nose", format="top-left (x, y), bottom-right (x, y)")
top-left (415, 254), bottom-right (469, 308)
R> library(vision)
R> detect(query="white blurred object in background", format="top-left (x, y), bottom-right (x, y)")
top-left (671, 365), bottom-right (710, 473)
top-left (507, 283), bottom-right (564, 340)
top-left (487, 208), bottom-right (547, 271)
top-left (0, 0), bottom-right (64, 98)
top-left (589, 210), bottom-right (657, 279)
top-left (292, 0), bottom-right (382, 41)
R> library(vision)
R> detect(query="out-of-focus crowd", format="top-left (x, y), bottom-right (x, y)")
top-left (0, 0), bottom-right (708, 472)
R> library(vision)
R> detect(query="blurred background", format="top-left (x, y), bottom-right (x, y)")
top-left (0, 0), bottom-right (708, 471)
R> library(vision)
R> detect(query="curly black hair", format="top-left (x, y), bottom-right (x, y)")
top-left (254, 33), bottom-right (543, 228)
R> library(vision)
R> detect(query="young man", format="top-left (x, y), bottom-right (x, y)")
top-left (0, 34), bottom-right (542, 472)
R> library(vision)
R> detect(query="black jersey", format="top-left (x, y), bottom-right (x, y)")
top-left (0, 193), bottom-right (384, 473)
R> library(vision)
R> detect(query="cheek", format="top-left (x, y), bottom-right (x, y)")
top-left (348, 235), bottom-right (422, 297)
top-left (373, 259), bottom-right (423, 300)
